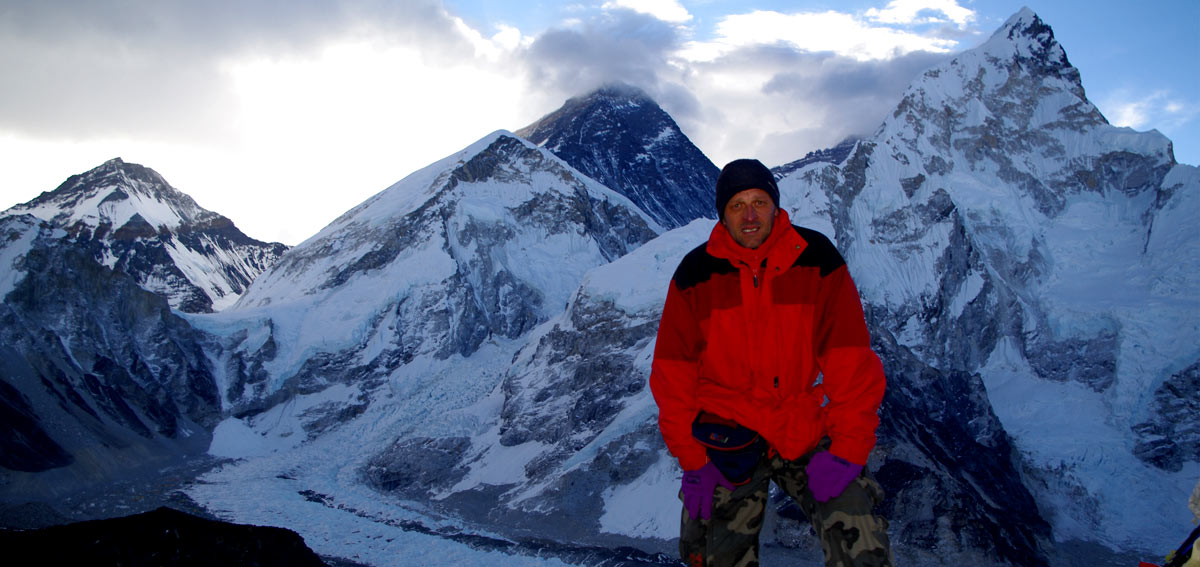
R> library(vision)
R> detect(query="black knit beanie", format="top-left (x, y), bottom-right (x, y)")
top-left (715, 159), bottom-right (779, 219)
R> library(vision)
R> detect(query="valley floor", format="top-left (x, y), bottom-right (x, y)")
top-left (2, 454), bottom-right (1162, 567)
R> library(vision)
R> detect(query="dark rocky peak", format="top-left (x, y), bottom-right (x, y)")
top-left (517, 82), bottom-right (718, 229)
top-left (519, 84), bottom-right (657, 138)
top-left (996, 8), bottom-right (1069, 66)
top-left (971, 7), bottom-right (1092, 106)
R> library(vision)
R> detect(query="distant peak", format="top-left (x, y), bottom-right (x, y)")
top-left (564, 82), bottom-right (656, 109)
top-left (590, 82), bottom-right (650, 99)
top-left (515, 83), bottom-right (664, 142)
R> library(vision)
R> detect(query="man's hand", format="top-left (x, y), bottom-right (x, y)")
top-left (681, 462), bottom-right (735, 520)
top-left (806, 451), bottom-right (863, 502)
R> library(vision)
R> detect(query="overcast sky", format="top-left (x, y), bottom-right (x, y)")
top-left (2, 0), bottom-right (1196, 245)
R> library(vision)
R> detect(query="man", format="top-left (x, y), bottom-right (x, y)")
top-left (649, 158), bottom-right (893, 567)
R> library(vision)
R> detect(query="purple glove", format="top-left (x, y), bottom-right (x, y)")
top-left (681, 462), bottom-right (735, 520)
top-left (806, 451), bottom-right (863, 502)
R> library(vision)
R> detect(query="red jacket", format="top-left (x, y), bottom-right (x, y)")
top-left (649, 210), bottom-right (885, 471)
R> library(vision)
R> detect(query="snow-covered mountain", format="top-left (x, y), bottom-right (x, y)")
top-left (209, 131), bottom-right (660, 419)
top-left (3, 158), bottom-right (288, 313)
top-left (0, 158), bottom-right (284, 500)
top-left (358, 215), bottom-right (1050, 564)
top-left (517, 83), bottom-right (719, 230)
top-left (1, 7), bottom-right (1196, 567)
top-left (0, 213), bottom-right (220, 499)
top-left (347, 8), bottom-right (1195, 564)
top-left (781, 6), bottom-right (1198, 556)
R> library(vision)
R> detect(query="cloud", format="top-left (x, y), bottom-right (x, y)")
top-left (518, 10), bottom-right (684, 107)
top-left (682, 9), bottom-right (960, 63)
top-left (0, 0), bottom-right (536, 245)
top-left (508, 3), bottom-right (969, 168)
top-left (602, 0), bottom-right (693, 24)
top-left (648, 2), bottom-right (968, 168)
top-left (0, 0), bottom-right (974, 158)
top-left (865, 0), bottom-right (975, 28)
top-left (662, 44), bottom-right (948, 169)
top-left (1100, 90), bottom-right (1199, 133)
top-left (0, 0), bottom-right (472, 142)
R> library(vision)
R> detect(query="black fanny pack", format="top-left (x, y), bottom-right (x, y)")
top-left (691, 411), bottom-right (767, 485)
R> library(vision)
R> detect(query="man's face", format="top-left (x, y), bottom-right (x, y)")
top-left (722, 188), bottom-right (778, 249)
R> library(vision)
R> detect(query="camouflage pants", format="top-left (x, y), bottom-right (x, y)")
top-left (679, 446), bottom-right (893, 567)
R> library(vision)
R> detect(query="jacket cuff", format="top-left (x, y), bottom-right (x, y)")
top-left (827, 438), bottom-right (871, 467)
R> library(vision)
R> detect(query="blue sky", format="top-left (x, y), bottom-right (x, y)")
top-left (1, 0), bottom-right (1195, 245)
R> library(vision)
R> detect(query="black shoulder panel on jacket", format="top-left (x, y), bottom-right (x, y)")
top-left (792, 226), bottom-right (846, 277)
top-left (673, 243), bottom-right (737, 291)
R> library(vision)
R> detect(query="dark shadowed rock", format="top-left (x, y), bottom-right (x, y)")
top-left (0, 506), bottom-right (328, 567)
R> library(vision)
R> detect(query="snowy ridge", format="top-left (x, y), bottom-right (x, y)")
top-left (12, 158), bottom-right (204, 230)
top-left (780, 6), bottom-right (1199, 553)
top-left (2, 158), bottom-right (287, 313)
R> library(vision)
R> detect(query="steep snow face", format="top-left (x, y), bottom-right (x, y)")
top-left (210, 132), bottom-right (661, 417)
top-left (0, 214), bottom-right (219, 492)
top-left (782, 7), bottom-right (1198, 553)
top-left (354, 219), bottom-right (707, 553)
top-left (3, 158), bottom-right (287, 313)
top-left (517, 84), bottom-right (720, 230)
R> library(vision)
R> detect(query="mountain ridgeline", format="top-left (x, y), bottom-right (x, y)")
top-left (7, 158), bottom-right (288, 313)
top-left (1, 8), bottom-right (1196, 567)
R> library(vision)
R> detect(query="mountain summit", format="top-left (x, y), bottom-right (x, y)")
top-left (517, 84), bottom-right (719, 229)
top-left (4, 158), bottom-right (287, 312)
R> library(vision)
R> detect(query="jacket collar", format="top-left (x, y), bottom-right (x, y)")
top-left (707, 209), bottom-right (807, 269)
